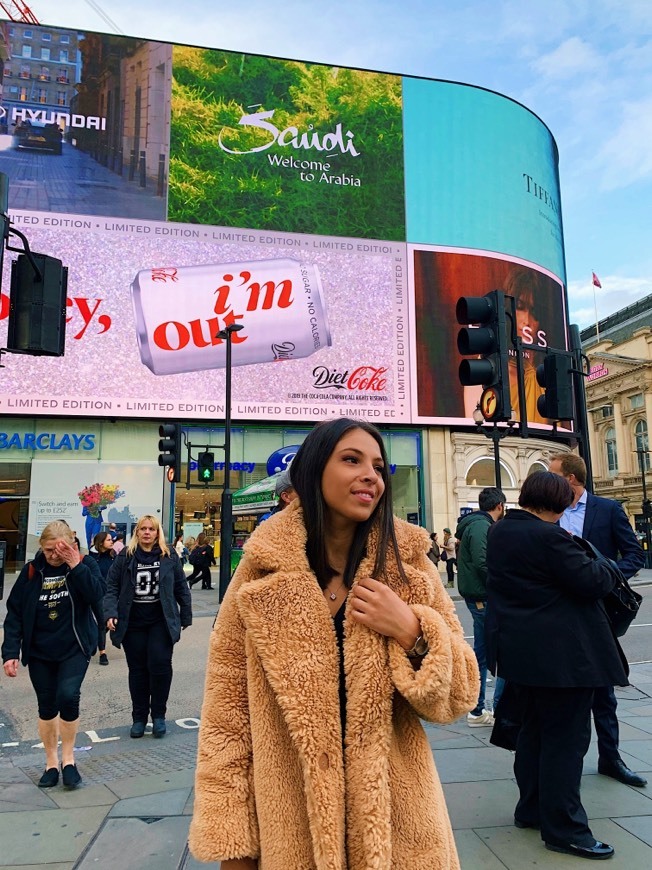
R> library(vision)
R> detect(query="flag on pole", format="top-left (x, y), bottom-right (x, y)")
top-left (592, 272), bottom-right (602, 288)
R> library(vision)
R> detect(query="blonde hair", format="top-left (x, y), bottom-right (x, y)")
top-left (126, 514), bottom-right (170, 557)
top-left (40, 521), bottom-right (75, 546)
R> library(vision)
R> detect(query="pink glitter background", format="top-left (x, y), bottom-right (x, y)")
top-left (0, 213), bottom-right (410, 423)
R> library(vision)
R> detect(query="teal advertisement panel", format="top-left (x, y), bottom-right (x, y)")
top-left (403, 79), bottom-right (565, 282)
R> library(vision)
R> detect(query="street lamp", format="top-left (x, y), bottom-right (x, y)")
top-left (472, 404), bottom-right (517, 489)
top-left (634, 447), bottom-right (652, 569)
top-left (217, 322), bottom-right (244, 602)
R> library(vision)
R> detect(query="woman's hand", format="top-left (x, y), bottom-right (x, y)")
top-left (220, 859), bottom-right (258, 870)
top-left (3, 659), bottom-right (19, 678)
top-left (106, 618), bottom-right (118, 631)
top-left (56, 539), bottom-right (81, 569)
top-left (350, 577), bottom-right (421, 650)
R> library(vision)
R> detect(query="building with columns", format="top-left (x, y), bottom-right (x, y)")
top-left (581, 294), bottom-right (652, 541)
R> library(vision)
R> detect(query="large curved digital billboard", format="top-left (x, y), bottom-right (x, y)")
top-left (0, 24), bottom-right (567, 426)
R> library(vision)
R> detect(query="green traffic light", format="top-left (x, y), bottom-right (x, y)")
top-left (201, 468), bottom-right (211, 480)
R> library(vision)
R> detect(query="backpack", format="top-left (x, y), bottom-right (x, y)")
top-left (188, 547), bottom-right (201, 566)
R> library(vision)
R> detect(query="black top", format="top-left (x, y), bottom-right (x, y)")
top-left (128, 546), bottom-right (163, 628)
top-left (333, 600), bottom-right (346, 738)
top-left (32, 564), bottom-right (78, 661)
top-left (486, 509), bottom-right (629, 688)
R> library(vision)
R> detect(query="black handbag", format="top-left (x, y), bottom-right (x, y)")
top-left (572, 536), bottom-right (642, 637)
top-left (490, 682), bottom-right (524, 752)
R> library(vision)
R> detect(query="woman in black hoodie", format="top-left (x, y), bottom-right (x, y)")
top-left (104, 515), bottom-right (192, 739)
top-left (90, 531), bottom-right (114, 665)
top-left (2, 520), bottom-right (104, 790)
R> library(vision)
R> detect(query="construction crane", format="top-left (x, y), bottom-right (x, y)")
top-left (0, 1), bottom-right (40, 24)
top-left (1, 0), bottom-right (124, 33)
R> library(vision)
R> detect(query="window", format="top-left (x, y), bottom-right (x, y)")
top-left (465, 458), bottom-right (514, 488)
top-left (56, 91), bottom-right (67, 107)
top-left (41, 33), bottom-right (51, 42)
top-left (57, 68), bottom-right (69, 84)
top-left (60, 34), bottom-right (70, 44)
top-left (59, 49), bottom-right (69, 63)
top-left (3, 67), bottom-right (12, 77)
top-left (23, 30), bottom-right (32, 39)
top-left (40, 47), bottom-right (50, 61)
top-left (635, 420), bottom-right (650, 472)
top-left (21, 45), bottom-right (31, 58)
top-left (601, 405), bottom-right (613, 418)
top-left (19, 86), bottom-right (28, 102)
top-left (630, 393), bottom-right (644, 410)
top-left (37, 88), bottom-right (47, 104)
top-left (528, 461), bottom-right (547, 476)
top-left (20, 64), bottom-right (30, 78)
top-left (605, 427), bottom-right (618, 476)
top-left (38, 66), bottom-right (50, 81)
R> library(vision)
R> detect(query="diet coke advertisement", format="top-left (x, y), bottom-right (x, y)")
top-left (132, 259), bottom-right (331, 375)
top-left (0, 214), bottom-right (408, 423)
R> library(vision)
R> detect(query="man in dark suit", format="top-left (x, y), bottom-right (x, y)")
top-left (549, 453), bottom-right (646, 788)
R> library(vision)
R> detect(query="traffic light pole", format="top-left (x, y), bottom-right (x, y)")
top-left (635, 448), bottom-right (652, 569)
top-left (217, 323), bottom-right (244, 603)
top-left (472, 407), bottom-right (517, 490)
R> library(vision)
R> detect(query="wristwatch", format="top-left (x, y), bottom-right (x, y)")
top-left (405, 633), bottom-right (429, 658)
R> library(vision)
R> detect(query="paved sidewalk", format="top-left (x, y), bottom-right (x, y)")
top-left (1, 670), bottom-right (651, 869)
top-left (1, 569), bottom-right (651, 868)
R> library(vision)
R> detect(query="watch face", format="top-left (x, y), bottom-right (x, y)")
top-left (481, 387), bottom-right (499, 421)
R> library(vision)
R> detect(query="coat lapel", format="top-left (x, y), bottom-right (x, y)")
top-left (236, 507), bottom-right (345, 869)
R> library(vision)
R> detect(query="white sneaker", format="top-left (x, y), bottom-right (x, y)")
top-left (467, 709), bottom-right (495, 727)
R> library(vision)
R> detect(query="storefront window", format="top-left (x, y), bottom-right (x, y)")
top-left (0, 462), bottom-right (31, 569)
top-left (173, 424), bottom-right (423, 549)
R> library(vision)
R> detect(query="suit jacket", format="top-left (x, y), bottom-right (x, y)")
top-left (582, 492), bottom-right (644, 580)
top-left (189, 500), bottom-right (479, 869)
top-left (486, 510), bottom-right (628, 689)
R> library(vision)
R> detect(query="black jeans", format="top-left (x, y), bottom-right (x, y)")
top-left (514, 685), bottom-right (595, 847)
top-left (446, 557), bottom-right (456, 584)
top-left (121, 620), bottom-right (174, 722)
top-left (28, 650), bottom-right (90, 721)
top-left (188, 565), bottom-right (212, 588)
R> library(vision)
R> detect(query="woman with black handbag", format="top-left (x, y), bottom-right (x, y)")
top-left (486, 471), bottom-right (628, 861)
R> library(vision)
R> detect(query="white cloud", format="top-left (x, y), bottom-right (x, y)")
top-left (531, 37), bottom-right (601, 80)
top-left (589, 97), bottom-right (652, 190)
top-left (567, 275), bottom-right (652, 327)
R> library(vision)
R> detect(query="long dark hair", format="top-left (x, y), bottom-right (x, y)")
top-left (290, 418), bottom-right (406, 589)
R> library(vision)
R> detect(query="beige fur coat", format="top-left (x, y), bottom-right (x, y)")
top-left (189, 501), bottom-right (479, 869)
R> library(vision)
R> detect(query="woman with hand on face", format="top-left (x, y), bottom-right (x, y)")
top-left (189, 417), bottom-right (479, 870)
top-left (1, 521), bottom-right (104, 789)
top-left (104, 515), bottom-right (192, 740)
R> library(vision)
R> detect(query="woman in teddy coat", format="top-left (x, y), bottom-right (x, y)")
top-left (189, 418), bottom-right (479, 869)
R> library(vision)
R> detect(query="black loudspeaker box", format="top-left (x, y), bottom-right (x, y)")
top-left (6, 253), bottom-right (68, 356)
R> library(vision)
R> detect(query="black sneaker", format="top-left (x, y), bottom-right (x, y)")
top-left (152, 718), bottom-right (166, 738)
top-left (99, 653), bottom-right (109, 665)
top-left (130, 721), bottom-right (146, 738)
top-left (38, 767), bottom-right (59, 788)
top-left (61, 764), bottom-right (81, 790)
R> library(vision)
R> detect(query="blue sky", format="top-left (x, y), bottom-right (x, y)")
top-left (37, 0), bottom-right (652, 328)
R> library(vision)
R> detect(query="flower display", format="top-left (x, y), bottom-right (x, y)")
top-left (78, 483), bottom-right (125, 518)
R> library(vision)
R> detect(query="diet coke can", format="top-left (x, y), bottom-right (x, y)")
top-left (131, 258), bottom-right (332, 375)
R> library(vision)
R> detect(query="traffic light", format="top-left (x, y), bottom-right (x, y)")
top-left (198, 451), bottom-right (215, 482)
top-left (535, 352), bottom-right (574, 420)
top-left (158, 423), bottom-right (182, 483)
top-left (456, 290), bottom-right (512, 422)
top-left (643, 499), bottom-right (652, 519)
